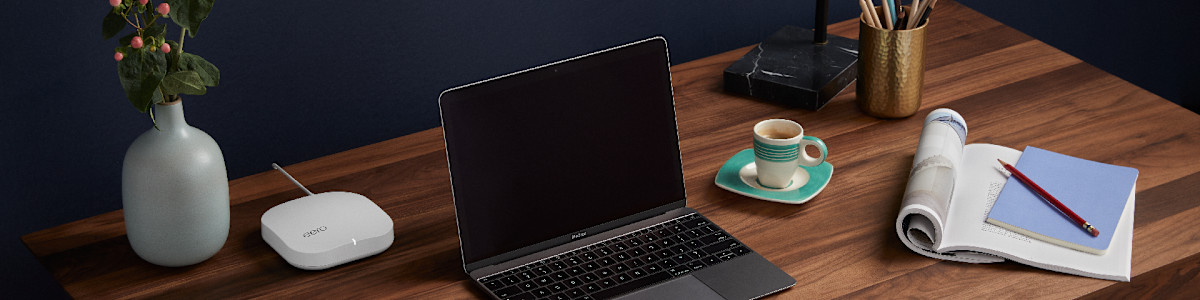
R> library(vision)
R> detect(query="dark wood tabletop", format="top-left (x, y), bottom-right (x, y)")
top-left (23, 1), bottom-right (1200, 298)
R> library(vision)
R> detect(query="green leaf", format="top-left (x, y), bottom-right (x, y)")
top-left (167, 0), bottom-right (215, 37)
top-left (143, 23), bottom-right (167, 40)
top-left (117, 50), bottom-right (168, 113)
top-left (161, 71), bottom-right (207, 96)
top-left (118, 32), bottom-right (135, 46)
top-left (102, 10), bottom-right (126, 39)
top-left (165, 40), bottom-right (182, 71)
top-left (178, 53), bottom-right (220, 87)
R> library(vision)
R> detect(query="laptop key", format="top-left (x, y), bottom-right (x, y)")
top-left (591, 271), bottom-right (672, 300)
top-left (518, 281), bottom-right (537, 290)
top-left (657, 250), bottom-right (674, 258)
top-left (485, 279), bottom-right (504, 290)
top-left (505, 292), bottom-right (535, 300)
top-left (671, 246), bottom-right (688, 254)
top-left (550, 293), bottom-right (569, 300)
top-left (532, 288), bottom-right (551, 297)
top-left (598, 257), bottom-right (615, 266)
top-left (494, 286), bottom-right (522, 298)
top-left (502, 275), bottom-right (519, 285)
top-left (644, 254), bottom-right (659, 263)
top-left (565, 278), bottom-right (583, 287)
top-left (629, 258), bottom-right (644, 267)
top-left (612, 263), bottom-right (629, 273)
top-left (645, 264), bottom-right (662, 273)
top-left (615, 252), bottom-right (630, 261)
top-left (613, 243), bottom-right (629, 251)
top-left (566, 257), bottom-right (582, 265)
top-left (717, 251), bottom-right (737, 260)
top-left (568, 288), bottom-right (586, 297)
top-left (550, 283), bottom-right (567, 292)
top-left (583, 262), bottom-right (600, 271)
top-left (600, 278), bottom-right (616, 287)
top-left (703, 256), bottom-right (721, 265)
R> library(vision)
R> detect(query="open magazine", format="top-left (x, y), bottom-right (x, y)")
top-left (895, 108), bottom-right (1134, 281)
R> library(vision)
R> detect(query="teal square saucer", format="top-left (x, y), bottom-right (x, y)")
top-left (715, 149), bottom-right (833, 204)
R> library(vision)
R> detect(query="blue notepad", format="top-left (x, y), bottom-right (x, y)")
top-left (986, 146), bottom-right (1139, 255)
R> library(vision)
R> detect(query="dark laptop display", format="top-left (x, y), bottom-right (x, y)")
top-left (440, 39), bottom-right (684, 267)
top-left (440, 37), bottom-right (794, 300)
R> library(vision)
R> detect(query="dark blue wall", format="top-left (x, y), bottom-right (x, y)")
top-left (4, 1), bottom-right (1196, 297)
top-left (1, 1), bottom-right (858, 297)
top-left (958, 0), bottom-right (1200, 112)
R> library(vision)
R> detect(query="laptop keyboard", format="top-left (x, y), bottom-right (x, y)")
top-left (478, 213), bottom-right (753, 300)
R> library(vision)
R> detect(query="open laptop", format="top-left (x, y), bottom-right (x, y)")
top-left (438, 37), bottom-right (795, 300)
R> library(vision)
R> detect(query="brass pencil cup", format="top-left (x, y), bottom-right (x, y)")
top-left (857, 7), bottom-right (927, 118)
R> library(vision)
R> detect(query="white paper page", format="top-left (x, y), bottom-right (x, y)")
top-left (937, 143), bottom-right (1133, 281)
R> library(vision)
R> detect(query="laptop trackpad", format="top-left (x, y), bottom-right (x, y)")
top-left (613, 275), bottom-right (723, 300)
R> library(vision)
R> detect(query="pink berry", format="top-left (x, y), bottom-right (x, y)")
top-left (114, 52), bottom-right (124, 61)
top-left (137, 0), bottom-right (147, 5)
top-left (161, 43), bottom-right (171, 53)
top-left (131, 36), bottom-right (143, 49)
top-left (156, 3), bottom-right (170, 16)
top-left (109, 0), bottom-right (121, 7)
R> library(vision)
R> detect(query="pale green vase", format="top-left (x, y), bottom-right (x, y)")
top-left (122, 100), bottom-right (229, 267)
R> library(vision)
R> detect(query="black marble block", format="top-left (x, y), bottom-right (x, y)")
top-left (724, 26), bottom-right (859, 110)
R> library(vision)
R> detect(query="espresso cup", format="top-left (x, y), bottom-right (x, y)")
top-left (753, 119), bottom-right (828, 189)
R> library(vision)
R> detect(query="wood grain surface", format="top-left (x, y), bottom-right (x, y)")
top-left (23, 1), bottom-right (1200, 298)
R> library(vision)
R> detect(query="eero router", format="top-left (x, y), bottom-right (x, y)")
top-left (261, 163), bottom-right (394, 270)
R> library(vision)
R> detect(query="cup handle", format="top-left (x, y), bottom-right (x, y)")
top-left (797, 136), bottom-right (828, 167)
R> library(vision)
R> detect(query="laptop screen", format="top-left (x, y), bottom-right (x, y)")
top-left (439, 37), bottom-right (684, 268)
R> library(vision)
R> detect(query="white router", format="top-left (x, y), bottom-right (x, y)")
top-left (261, 163), bottom-right (394, 270)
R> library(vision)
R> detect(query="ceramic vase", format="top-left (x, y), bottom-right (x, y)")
top-left (122, 100), bottom-right (229, 267)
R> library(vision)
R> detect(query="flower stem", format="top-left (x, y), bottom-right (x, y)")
top-left (122, 4), bottom-right (141, 29)
top-left (178, 28), bottom-right (186, 53)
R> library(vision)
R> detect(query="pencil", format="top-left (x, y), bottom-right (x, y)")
top-left (859, 0), bottom-right (880, 29)
top-left (888, 0), bottom-right (898, 28)
top-left (907, 0), bottom-right (921, 29)
top-left (880, 0), bottom-right (894, 29)
top-left (998, 159), bottom-right (1100, 237)
top-left (907, 0), bottom-right (936, 27)
top-left (867, 1), bottom-right (882, 29)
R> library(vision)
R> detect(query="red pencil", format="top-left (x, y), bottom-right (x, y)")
top-left (998, 159), bottom-right (1100, 237)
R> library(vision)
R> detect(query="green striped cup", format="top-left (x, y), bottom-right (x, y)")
top-left (753, 119), bottom-right (828, 189)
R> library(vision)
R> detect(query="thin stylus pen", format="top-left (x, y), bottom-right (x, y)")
top-left (998, 159), bottom-right (1100, 237)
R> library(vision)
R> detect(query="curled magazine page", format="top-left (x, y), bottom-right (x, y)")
top-left (895, 108), bottom-right (1003, 263)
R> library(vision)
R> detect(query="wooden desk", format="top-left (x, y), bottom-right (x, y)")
top-left (23, 2), bottom-right (1200, 298)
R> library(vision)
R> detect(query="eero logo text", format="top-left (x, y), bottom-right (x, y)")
top-left (303, 226), bottom-right (328, 238)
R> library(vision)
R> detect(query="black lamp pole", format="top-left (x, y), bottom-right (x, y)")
top-left (815, 0), bottom-right (828, 44)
